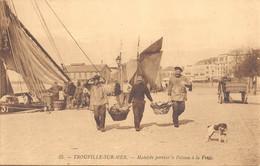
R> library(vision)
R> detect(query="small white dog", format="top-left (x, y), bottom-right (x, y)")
top-left (206, 123), bottom-right (228, 143)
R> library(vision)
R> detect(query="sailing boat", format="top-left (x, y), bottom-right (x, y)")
top-left (0, 1), bottom-right (70, 112)
top-left (125, 37), bottom-right (163, 91)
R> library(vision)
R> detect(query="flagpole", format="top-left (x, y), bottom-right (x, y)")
top-left (137, 35), bottom-right (140, 59)
top-left (120, 40), bottom-right (123, 90)
top-left (136, 35), bottom-right (141, 77)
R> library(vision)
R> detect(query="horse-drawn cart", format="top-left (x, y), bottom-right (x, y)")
top-left (218, 78), bottom-right (248, 104)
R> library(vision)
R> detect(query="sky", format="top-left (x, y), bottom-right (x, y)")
top-left (10, 0), bottom-right (260, 68)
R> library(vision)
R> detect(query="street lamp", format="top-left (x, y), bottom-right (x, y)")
top-left (116, 55), bottom-right (122, 66)
top-left (116, 55), bottom-right (122, 90)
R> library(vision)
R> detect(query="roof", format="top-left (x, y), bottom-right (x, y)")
top-left (162, 66), bottom-right (184, 71)
top-left (195, 59), bottom-right (210, 66)
top-left (162, 66), bottom-right (175, 71)
top-left (195, 57), bottom-right (217, 66)
top-left (66, 64), bottom-right (111, 73)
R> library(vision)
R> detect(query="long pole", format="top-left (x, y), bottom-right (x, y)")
top-left (137, 35), bottom-right (140, 59)
top-left (120, 40), bottom-right (123, 89)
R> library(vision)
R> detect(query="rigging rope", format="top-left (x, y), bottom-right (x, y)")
top-left (10, 0), bottom-right (18, 17)
top-left (44, 0), bottom-right (104, 78)
top-left (31, 0), bottom-right (65, 67)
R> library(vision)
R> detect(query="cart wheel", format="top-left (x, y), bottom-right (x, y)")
top-left (241, 92), bottom-right (248, 104)
top-left (241, 92), bottom-right (246, 104)
top-left (220, 95), bottom-right (224, 104)
top-left (244, 97), bottom-right (248, 104)
top-left (218, 93), bottom-right (223, 104)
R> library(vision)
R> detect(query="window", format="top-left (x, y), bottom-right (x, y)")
top-left (75, 73), bottom-right (79, 79)
top-left (69, 73), bottom-right (73, 78)
top-left (86, 72), bottom-right (90, 79)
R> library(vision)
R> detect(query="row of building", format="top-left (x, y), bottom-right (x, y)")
top-left (64, 50), bottom-right (258, 84)
top-left (161, 53), bottom-right (250, 82)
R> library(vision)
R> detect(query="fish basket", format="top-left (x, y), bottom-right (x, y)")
top-left (53, 100), bottom-right (65, 111)
top-left (108, 105), bottom-right (130, 121)
top-left (150, 102), bottom-right (172, 115)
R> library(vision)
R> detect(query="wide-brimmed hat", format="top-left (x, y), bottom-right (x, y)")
top-left (174, 66), bottom-right (183, 72)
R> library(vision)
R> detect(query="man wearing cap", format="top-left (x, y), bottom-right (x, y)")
top-left (48, 81), bottom-right (62, 102)
top-left (73, 81), bottom-right (83, 109)
top-left (168, 66), bottom-right (191, 127)
top-left (128, 75), bottom-right (153, 131)
top-left (84, 75), bottom-right (108, 132)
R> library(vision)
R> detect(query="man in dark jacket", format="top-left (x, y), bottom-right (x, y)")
top-left (48, 81), bottom-right (62, 102)
top-left (64, 80), bottom-right (76, 109)
top-left (114, 80), bottom-right (122, 106)
top-left (128, 75), bottom-right (153, 131)
top-left (73, 81), bottom-right (83, 109)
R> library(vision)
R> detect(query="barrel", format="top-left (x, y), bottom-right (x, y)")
top-left (53, 100), bottom-right (64, 111)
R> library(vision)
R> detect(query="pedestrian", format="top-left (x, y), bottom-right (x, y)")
top-left (48, 81), bottom-right (62, 102)
top-left (168, 66), bottom-right (191, 127)
top-left (82, 87), bottom-right (90, 108)
top-left (85, 75), bottom-right (108, 132)
top-left (122, 80), bottom-right (132, 106)
top-left (73, 81), bottom-right (83, 109)
top-left (128, 75), bottom-right (153, 131)
top-left (114, 80), bottom-right (122, 106)
top-left (64, 80), bottom-right (76, 109)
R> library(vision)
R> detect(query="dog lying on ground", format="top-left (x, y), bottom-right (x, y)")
top-left (206, 123), bottom-right (228, 143)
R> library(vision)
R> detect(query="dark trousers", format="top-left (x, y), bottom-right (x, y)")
top-left (66, 95), bottom-right (73, 109)
top-left (123, 93), bottom-right (130, 106)
top-left (172, 101), bottom-right (185, 125)
top-left (132, 99), bottom-right (145, 130)
top-left (93, 104), bottom-right (106, 129)
top-left (116, 95), bottom-right (120, 106)
top-left (74, 98), bottom-right (81, 108)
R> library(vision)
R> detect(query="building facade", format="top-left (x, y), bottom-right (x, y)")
top-left (66, 63), bottom-right (111, 83)
top-left (182, 53), bottom-right (250, 82)
top-left (161, 66), bottom-right (176, 79)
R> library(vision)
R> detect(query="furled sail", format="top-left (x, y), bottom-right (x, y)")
top-left (0, 1), bottom-right (69, 99)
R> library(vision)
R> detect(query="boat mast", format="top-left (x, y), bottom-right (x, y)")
top-left (137, 35), bottom-right (140, 60)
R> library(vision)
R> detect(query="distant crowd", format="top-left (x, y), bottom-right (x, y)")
top-left (46, 78), bottom-right (132, 110)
